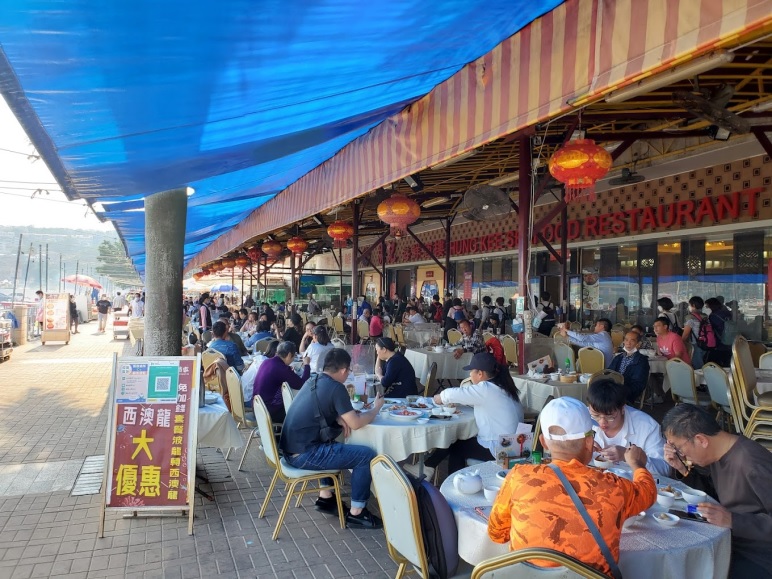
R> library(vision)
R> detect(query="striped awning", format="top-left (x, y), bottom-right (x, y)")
top-left (187, 0), bottom-right (772, 271)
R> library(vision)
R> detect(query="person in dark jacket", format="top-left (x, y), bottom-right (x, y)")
top-left (608, 331), bottom-right (650, 405)
top-left (374, 338), bottom-right (418, 398)
top-left (705, 297), bottom-right (732, 367)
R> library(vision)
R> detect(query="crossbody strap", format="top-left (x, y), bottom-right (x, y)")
top-left (547, 463), bottom-right (623, 579)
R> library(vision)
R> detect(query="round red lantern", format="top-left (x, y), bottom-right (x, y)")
top-left (235, 255), bottom-right (250, 268)
top-left (327, 221), bottom-right (354, 249)
top-left (377, 194), bottom-right (421, 238)
top-left (221, 257), bottom-right (236, 269)
top-left (247, 245), bottom-right (261, 262)
top-left (262, 240), bottom-right (282, 259)
top-left (548, 139), bottom-right (612, 203)
top-left (193, 272), bottom-right (204, 281)
top-left (201, 268), bottom-right (210, 276)
top-left (210, 260), bottom-right (223, 273)
top-left (286, 236), bottom-right (308, 255)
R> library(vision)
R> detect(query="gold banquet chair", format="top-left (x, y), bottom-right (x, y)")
top-left (610, 329), bottom-right (625, 350)
top-left (731, 336), bottom-right (772, 441)
top-left (666, 358), bottom-right (711, 407)
top-left (421, 361), bottom-right (438, 398)
top-left (587, 369), bottom-right (624, 387)
top-left (702, 362), bottom-right (742, 433)
top-left (254, 395), bottom-right (345, 540)
top-left (447, 328), bottom-right (462, 345)
top-left (471, 547), bottom-right (607, 578)
top-left (500, 334), bottom-right (518, 367)
top-left (482, 332), bottom-right (496, 344)
top-left (224, 367), bottom-right (257, 464)
top-left (577, 347), bottom-right (604, 375)
top-left (357, 319), bottom-right (371, 344)
top-left (748, 340), bottom-right (767, 368)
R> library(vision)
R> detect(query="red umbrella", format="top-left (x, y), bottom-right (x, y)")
top-left (61, 274), bottom-right (103, 289)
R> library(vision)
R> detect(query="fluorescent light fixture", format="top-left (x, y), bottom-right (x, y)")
top-left (751, 100), bottom-right (772, 113)
top-left (605, 50), bottom-right (734, 104)
top-left (421, 196), bottom-right (450, 208)
top-left (488, 173), bottom-right (520, 186)
top-left (312, 215), bottom-right (323, 226)
top-left (430, 149), bottom-right (478, 170)
top-left (404, 174), bottom-right (424, 192)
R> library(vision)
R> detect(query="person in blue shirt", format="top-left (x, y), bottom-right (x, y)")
top-left (208, 321), bottom-right (244, 373)
top-left (245, 320), bottom-right (273, 349)
top-left (374, 338), bottom-right (418, 398)
top-left (357, 295), bottom-right (372, 317)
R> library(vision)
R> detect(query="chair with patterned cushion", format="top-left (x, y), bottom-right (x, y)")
top-left (253, 395), bottom-right (345, 539)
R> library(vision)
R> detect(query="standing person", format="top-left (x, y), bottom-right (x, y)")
top-left (198, 293), bottom-right (213, 333)
top-left (96, 294), bottom-right (112, 334)
top-left (534, 291), bottom-right (556, 336)
top-left (662, 404), bottom-right (772, 578)
top-left (427, 352), bottom-right (524, 476)
top-left (112, 291), bottom-right (127, 312)
top-left (307, 294), bottom-right (321, 315)
top-left (682, 295), bottom-right (708, 369)
top-left (69, 295), bottom-right (79, 334)
top-left (129, 293), bottom-right (145, 319)
top-left (428, 294), bottom-right (443, 323)
top-left (705, 297), bottom-right (732, 367)
top-left (488, 397), bottom-right (656, 576)
top-left (492, 297), bottom-right (509, 334)
top-left (478, 296), bottom-right (492, 330)
top-left (656, 297), bottom-right (681, 334)
top-left (34, 290), bottom-right (44, 336)
top-left (279, 348), bottom-right (384, 528)
top-left (443, 298), bottom-right (462, 340)
top-left (369, 308), bottom-right (384, 339)
top-left (374, 338), bottom-right (417, 398)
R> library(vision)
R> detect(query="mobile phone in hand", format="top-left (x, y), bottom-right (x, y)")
top-left (668, 509), bottom-right (708, 522)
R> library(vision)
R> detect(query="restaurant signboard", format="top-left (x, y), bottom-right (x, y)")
top-left (41, 292), bottom-right (70, 345)
top-left (98, 355), bottom-right (200, 536)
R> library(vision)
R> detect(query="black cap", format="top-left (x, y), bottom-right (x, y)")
top-left (462, 352), bottom-right (498, 374)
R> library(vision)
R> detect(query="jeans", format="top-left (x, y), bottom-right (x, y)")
top-left (286, 442), bottom-right (376, 509)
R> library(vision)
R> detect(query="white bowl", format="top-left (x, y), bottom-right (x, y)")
top-left (351, 400), bottom-right (365, 411)
top-left (593, 457), bottom-right (612, 470)
top-left (681, 489), bottom-right (707, 505)
top-left (483, 484), bottom-right (502, 502)
top-left (433, 346), bottom-right (444, 353)
top-left (416, 417), bottom-right (429, 424)
top-left (549, 372), bottom-right (561, 381)
top-left (431, 407), bottom-right (444, 416)
top-left (579, 373), bottom-right (592, 384)
top-left (656, 491), bottom-right (675, 508)
top-left (441, 408), bottom-right (456, 417)
top-left (653, 512), bottom-right (679, 527)
top-left (626, 511), bottom-right (647, 525)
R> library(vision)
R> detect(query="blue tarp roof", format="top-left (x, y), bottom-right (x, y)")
top-left (0, 1), bottom-right (562, 275)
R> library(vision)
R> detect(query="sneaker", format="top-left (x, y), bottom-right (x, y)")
top-left (403, 463), bottom-right (435, 481)
top-left (314, 495), bottom-right (348, 516)
top-left (345, 508), bottom-right (383, 529)
top-left (646, 394), bottom-right (664, 404)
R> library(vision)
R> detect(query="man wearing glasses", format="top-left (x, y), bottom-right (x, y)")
top-left (587, 379), bottom-right (670, 476)
top-left (662, 404), bottom-right (772, 578)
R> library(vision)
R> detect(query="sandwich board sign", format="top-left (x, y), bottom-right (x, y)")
top-left (99, 354), bottom-right (200, 536)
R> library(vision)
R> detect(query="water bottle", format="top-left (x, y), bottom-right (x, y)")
top-left (565, 357), bottom-right (572, 373)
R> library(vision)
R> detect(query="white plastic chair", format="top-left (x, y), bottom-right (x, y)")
top-left (254, 395), bottom-right (345, 540)
top-left (281, 381), bottom-right (296, 414)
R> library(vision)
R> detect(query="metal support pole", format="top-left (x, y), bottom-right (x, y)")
top-left (45, 243), bottom-right (49, 292)
top-left (59, 255), bottom-right (62, 292)
top-left (351, 202), bottom-right (360, 344)
top-left (381, 240), bottom-right (387, 298)
top-left (22, 244), bottom-right (33, 302)
top-left (444, 217), bottom-right (453, 295)
top-left (338, 248), bottom-right (344, 309)
top-left (11, 234), bottom-right (22, 308)
top-left (560, 203), bottom-right (569, 321)
top-left (517, 137), bottom-right (532, 374)
top-left (39, 244), bottom-right (42, 291)
top-left (290, 252), bottom-right (296, 304)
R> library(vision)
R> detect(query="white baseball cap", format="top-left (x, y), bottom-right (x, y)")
top-left (540, 397), bottom-right (594, 441)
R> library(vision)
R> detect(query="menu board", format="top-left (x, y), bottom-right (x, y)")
top-left (44, 293), bottom-right (69, 331)
top-left (463, 272), bottom-right (473, 300)
top-left (99, 356), bottom-right (200, 536)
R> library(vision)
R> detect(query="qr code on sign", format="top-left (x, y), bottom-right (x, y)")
top-left (155, 376), bottom-right (171, 392)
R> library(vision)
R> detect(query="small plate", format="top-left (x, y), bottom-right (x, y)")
top-left (659, 486), bottom-right (682, 499)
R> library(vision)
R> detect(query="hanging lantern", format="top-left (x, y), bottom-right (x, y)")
top-left (262, 239), bottom-right (282, 259)
top-left (201, 268), bottom-right (210, 276)
top-left (193, 272), bottom-right (204, 281)
top-left (221, 257), bottom-right (236, 269)
top-left (211, 260), bottom-right (223, 273)
top-left (548, 139), bottom-right (612, 203)
top-left (235, 255), bottom-right (250, 268)
top-left (247, 245), bottom-right (261, 262)
top-left (327, 220), bottom-right (354, 249)
top-left (286, 236), bottom-right (309, 255)
top-left (377, 194), bottom-right (421, 238)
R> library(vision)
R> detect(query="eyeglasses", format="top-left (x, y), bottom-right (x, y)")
top-left (589, 411), bottom-right (620, 424)
top-left (667, 438), bottom-right (693, 459)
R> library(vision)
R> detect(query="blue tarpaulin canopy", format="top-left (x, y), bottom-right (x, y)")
top-left (0, 1), bottom-right (562, 275)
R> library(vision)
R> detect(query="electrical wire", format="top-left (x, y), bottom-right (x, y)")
top-left (0, 146), bottom-right (38, 157)
top-left (0, 190), bottom-right (85, 205)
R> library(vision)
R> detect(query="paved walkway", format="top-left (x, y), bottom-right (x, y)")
top-left (0, 317), bottom-right (397, 578)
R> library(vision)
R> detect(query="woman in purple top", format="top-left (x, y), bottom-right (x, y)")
top-left (252, 341), bottom-right (311, 423)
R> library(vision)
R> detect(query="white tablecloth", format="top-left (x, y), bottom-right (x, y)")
top-left (346, 402), bottom-right (478, 462)
top-left (440, 461), bottom-right (731, 579)
top-left (511, 374), bottom-right (588, 413)
top-left (198, 394), bottom-right (243, 449)
top-left (405, 348), bottom-right (473, 381)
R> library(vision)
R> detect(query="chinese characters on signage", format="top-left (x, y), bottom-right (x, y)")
top-left (106, 359), bottom-right (196, 508)
top-left (44, 293), bottom-right (69, 331)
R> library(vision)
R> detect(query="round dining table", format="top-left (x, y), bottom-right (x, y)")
top-left (404, 347), bottom-right (473, 382)
top-left (198, 393), bottom-right (243, 449)
top-left (510, 374), bottom-right (589, 413)
top-left (346, 400), bottom-right (478, 476)
top-left (440, 461), bottom-right (731, 579)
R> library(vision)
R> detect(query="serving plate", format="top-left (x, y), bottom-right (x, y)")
top-left (389, 410), bottom-right (422, 421)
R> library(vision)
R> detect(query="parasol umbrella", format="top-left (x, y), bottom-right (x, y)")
top-left (62, 274), bottom-right (103, 289)
top-left (183, 279), bottom-right (210, 292)
top-left (210, 283), bottom-right (239, 293)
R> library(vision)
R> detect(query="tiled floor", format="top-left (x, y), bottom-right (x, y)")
top-left (0, 319), bottom-right (397, 578)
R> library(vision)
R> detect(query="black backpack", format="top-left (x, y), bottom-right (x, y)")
top-left (404, 472), bottom-right (459, 579)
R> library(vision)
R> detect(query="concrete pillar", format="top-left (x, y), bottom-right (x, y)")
top-left (144, 187), bottom-right (187, 356)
